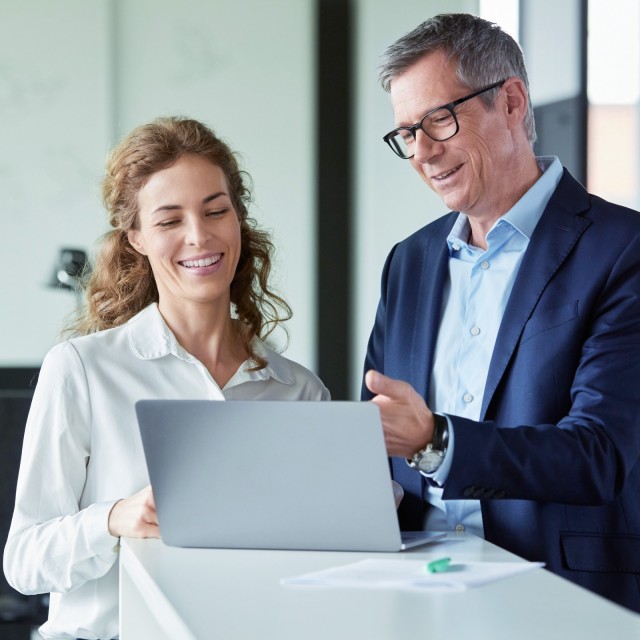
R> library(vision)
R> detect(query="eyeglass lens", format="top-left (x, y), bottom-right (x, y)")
top-left (389, 108), bottom-right (457, 158)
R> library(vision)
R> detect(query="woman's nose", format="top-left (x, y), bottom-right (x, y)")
top-left (185, 217), bottom-right (210, 246)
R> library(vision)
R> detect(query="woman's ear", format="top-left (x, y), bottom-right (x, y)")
top-left (127, 229), bottom-right (147, 255)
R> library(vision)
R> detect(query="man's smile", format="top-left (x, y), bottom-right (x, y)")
top-left (432, 164), bottom-right (462, 181)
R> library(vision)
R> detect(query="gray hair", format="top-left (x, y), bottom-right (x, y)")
top-left (379, 13), bottom-right (537, 145)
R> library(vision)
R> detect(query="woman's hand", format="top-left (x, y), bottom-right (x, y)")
top-left (108, 485), bottom-right (160, 539)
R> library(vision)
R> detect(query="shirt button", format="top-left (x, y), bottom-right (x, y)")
top-left (452, 243), bottom-right (460, 252)
top-left (470, 326), bottom-right (481, 336)
top-left (480, 260), bottom-right (490, 270)
top-left (455, 524), bottom-right (465, 533)
top-left (463, 393), bottom-right (474, 403)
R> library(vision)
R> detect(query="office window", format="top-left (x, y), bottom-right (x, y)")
top-left (587, 0), bottom-right (640, 209)
top-left (479, 0), bottom-right (519, 41)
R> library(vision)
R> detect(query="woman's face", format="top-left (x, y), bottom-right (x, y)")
top-left (128, 154), bottom-right (241, 315)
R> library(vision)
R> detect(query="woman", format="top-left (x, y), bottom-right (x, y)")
top-left (3, 116), bottom-right (329, 640)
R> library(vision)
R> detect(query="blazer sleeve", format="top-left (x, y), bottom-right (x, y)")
top-left (361, 244), bottom-right (399, 400)
top-left (443, 229), bottom-right (640, 506)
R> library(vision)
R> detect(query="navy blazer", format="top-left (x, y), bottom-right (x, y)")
top-left (363, 169), bottom-right (640, 612)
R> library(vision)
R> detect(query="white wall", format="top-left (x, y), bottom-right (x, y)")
top-left (351, 0), bottom-right (479, 397)
top-left (0, 1), bottom-right (111, 366)
top-left (0, 0), bottom-right (315, 369)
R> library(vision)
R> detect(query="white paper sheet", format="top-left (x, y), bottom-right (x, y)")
top-left (282, 558), bottom-right (544, 592)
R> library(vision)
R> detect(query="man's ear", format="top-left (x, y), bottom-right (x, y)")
top-left (127, 229), bottom-right (147, 256)
top-left (502, 77), bottom-right (528, 130)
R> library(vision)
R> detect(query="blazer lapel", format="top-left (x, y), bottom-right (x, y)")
top-left (480, 171), bottom-right (592, 419)
top-left (406, 215), bottom-right (454, 399)
top-left (391, 215), bottom-right (452, 531)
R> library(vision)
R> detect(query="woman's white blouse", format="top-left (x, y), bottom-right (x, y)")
top-left (3, 303), bottom-right (329, 640)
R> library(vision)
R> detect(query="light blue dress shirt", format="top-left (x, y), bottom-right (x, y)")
top-left (423, 156), bottom-right (563, 537)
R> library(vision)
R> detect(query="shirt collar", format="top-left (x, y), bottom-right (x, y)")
top-left (127, 303), bottom-right (188, 361)
top-left (447, 156), bottom-right (563, 253)
top-left (501, 155), bottom-right (563, 238)
top-left (127, 303), bottom-right (295, 386)
top-left (227, 340), bottom-right (295, 386)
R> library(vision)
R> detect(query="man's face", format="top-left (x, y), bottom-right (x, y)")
top-left (389, 50), bottom-right (515, 220)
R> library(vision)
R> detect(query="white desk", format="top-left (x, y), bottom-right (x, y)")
top-left (120, 534), bottom-right (640, 640)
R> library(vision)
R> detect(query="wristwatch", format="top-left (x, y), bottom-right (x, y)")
top-left (407, 413), bottom-right (449, 474)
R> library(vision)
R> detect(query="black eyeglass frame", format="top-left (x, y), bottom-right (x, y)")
top-left (383, 79), bottom-right (507, 159)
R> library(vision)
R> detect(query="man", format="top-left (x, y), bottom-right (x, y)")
top-left (362, 13), bottom-right (640, 612)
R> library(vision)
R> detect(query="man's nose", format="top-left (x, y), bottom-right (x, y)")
top-left (412, 129), bottom-right (444, 164)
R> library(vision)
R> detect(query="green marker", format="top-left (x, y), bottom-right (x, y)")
top-left (426, 557), bottom-right (452, 573)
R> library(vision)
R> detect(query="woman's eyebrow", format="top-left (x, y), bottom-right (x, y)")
top-left (203, 191), bottom-right (228, 204)
top-left (151, 192), bottom-right (229, 215)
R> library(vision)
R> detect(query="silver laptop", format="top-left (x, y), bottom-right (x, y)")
top-left (135, 400), bottom-right (445, 552)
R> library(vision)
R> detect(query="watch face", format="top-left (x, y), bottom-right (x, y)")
top-left (418, 450), bottom-right (444, 473)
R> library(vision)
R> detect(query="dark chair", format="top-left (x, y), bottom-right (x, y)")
top-left (0, 369), bottom-right (48, 638)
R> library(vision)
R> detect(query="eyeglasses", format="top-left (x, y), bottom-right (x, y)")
top-left (383, 80), bottom-right (506, 159)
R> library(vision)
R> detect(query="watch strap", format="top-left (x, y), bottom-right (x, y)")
top-left (430, 413), bottom-right (449, 453)
top-left (407, 413), bottom-right (449, 472)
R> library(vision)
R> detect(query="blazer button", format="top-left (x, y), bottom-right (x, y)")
top-left (463, 486), bottom-right (476, 497)
top-left (494, 490), bottom-right (506, 499)
top-left (484, 488), bottom-right (495, 498)
top-left (473, 488), bottom-right (485, 498)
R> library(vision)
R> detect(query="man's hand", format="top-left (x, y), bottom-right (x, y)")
top-left (108, 485), bottom-right (160, 539)
top-left (365, 370), bottom-right (434, 458)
